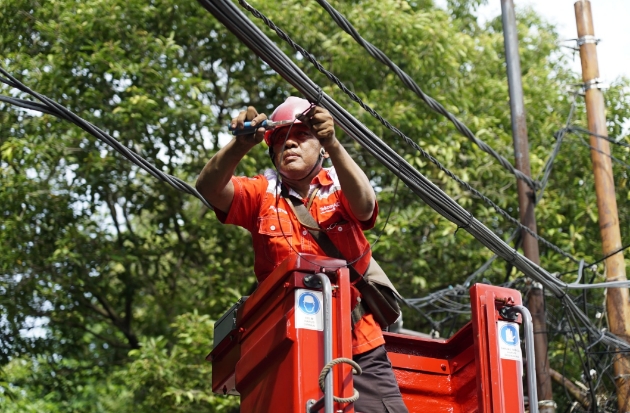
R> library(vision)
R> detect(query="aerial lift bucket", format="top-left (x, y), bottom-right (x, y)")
top-left (208, 255), bottom-right (535, 413)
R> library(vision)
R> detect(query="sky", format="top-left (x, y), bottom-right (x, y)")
top-left (477, 0), bottom-right (630, 82)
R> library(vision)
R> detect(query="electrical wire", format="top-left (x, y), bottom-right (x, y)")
top-left (4, 0), bottom-right (629, 355)
top-left (568, 125), bottom-right (630, 149)
top-left (232, 0), bottom-right (580, 265)
top-left (572, 135), bottom-right (630, 171)
top-left (0, 67), bottom-right (213, 210)
top-left (309, 0), bottom-right (538, 190)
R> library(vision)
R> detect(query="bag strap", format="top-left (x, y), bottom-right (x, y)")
top-left (281, 185), bottom-right (364, 283)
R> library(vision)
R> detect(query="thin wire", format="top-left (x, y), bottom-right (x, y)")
top-left (309, 0), bottom-right (538, 190)
top-left (568, 125), bottom-right (630, 148)
top-left (573, 135), bottom-right (630, 171)
top-left (235, 0), bottom-right (580, 264)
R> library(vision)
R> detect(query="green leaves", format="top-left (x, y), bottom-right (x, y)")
top-left (2, 0), bottom-right (630, 411)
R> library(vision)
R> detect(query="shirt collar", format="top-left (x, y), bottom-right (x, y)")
top-left (312, 167), bottom-right (333, 187)
top-left (280, 167), bottom-right (332, 200)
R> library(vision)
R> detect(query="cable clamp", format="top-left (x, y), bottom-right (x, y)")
top-left (583, 78), bottom-right (608, 91)
top-left (538, 400), bottom-right (558, 408)
top-left (577, 35), bottom-right (600, 46)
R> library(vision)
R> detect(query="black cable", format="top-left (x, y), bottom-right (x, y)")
top-left (233, 0), bottom-right (579, 264)
top-left (565, 303), bottom-right (599, 411)
top-left (535, 96), bottom-right (578, 203)
top-left (568, 125), bottom-right (630, 149)
top-left (0, 67), bottom-right (213, 210)
top-left (573, 135), bottom-right (630, 171)
top-left (309, 0), bottom-right (538, 190)
top-left (197, 0), bottom-right (630, 351)
top-left (589, 243), bottom-right (630, 267)
top-left (420, 92), bottom-right (577, 288)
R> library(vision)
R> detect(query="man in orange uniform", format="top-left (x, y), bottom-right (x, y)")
top-left (196, 97), bottom-right (408, 412)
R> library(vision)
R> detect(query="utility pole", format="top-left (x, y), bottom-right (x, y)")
top-left (500, 1), bottom-right (555, 412)
top-left (575, 1), bottom-right (630, 411)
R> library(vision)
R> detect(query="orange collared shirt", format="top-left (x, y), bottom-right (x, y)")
top-left (215, 167), bottom-right (384, 355)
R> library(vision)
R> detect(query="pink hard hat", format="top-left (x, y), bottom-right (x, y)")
top-left (264, 96), bottom-right (312, 146)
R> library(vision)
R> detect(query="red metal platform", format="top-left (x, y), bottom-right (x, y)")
top-left (209, 256), bottom-right (526, 413)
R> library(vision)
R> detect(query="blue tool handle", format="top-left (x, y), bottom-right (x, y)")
top-left (229, 120), bottom-right (268, 135)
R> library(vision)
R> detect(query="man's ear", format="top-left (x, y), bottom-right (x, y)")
top-left (320, 147), bottom-right (329, 158)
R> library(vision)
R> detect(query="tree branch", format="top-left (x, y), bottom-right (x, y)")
top-left (549, 367), bottom-right (591, 410)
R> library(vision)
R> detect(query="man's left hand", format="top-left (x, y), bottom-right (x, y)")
top-left (300, 106), bottom-right (337, 149)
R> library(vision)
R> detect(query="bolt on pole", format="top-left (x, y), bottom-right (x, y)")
top-left (500, 1), bottom-right (555, 412)
top-left (574, 1), bottom-right (630, 411)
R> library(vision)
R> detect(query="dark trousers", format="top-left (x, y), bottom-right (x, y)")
top-left (352, 345), bottom-right (410, 413)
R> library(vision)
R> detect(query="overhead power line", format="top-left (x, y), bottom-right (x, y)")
top-left (568, 125), bottom-right (630, 149)
top-left (0, 68), bottom-right (213, 210)
top-left (197, 0), bottom-right (630, 351)
top-left (308, 0), bottom-right (538, 190)
top-left (234, 0), bottom-right (579, 264)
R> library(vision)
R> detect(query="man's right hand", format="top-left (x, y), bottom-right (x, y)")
top-left (197, 107), bottom-right (267, 214)
top-left (231, 106), bottom-right (267, 145)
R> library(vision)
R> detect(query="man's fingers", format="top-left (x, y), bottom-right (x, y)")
top-left (254, 127), bottom-right (266, 143)
top-left (251, 113), bottom-right (267, 127)
top-left (245, 106), bottom-right (258, 121)
top-left (234, 106), bottom-right (259, 129)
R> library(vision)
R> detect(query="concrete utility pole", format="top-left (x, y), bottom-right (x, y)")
top-left (500, 1), bottom-right (555, 412)
top-left (575, 1), bottom-right (630, 411)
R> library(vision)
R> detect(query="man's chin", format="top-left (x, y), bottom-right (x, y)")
top-left (278, 166), bottom-right (307, 180)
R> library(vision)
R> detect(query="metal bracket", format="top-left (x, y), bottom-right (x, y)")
top-left (303, 275), bottom-right (323, 289)
top-left (538, 400), bottom-right (558, 408)
top-left (577, 35), bottom-right (600, 46)
top-left (499, 306), bottom-right (519, 322)
top-left (584, 78), bottom-right (608, 91)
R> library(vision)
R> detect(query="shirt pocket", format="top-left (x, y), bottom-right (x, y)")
top-left (325, 220), bottom-right (363, 259)
top-left (257, 216), bottom-right (294, 264)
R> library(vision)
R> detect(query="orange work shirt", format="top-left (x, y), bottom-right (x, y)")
top-left (214, 167), bottom-right (384, 355)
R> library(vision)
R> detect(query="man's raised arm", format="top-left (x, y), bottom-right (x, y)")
top-left (196, 107), bottom-right (267, 213)
top-left (305, 106), bottom-right (376, 222)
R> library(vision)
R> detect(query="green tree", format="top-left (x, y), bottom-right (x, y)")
top-left (1, 0), bottom-right (629, 411)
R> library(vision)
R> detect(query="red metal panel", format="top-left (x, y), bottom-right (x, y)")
top-left (210, 255), bottom-right (356, 413)
top-left (210, 260), bottom-right (526, 413)
top-left (470, 284), bottom-right (525, 413)
top-left (385, 324), bottom-right (478, 413)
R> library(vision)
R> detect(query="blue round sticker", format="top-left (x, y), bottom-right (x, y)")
top-left (500, 324), bottom-right (519, 346)
top-left (298, 292), bottom-right (321, 315)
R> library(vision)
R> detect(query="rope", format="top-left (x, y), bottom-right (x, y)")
top-left (318, 357), bottom-right (362, 404)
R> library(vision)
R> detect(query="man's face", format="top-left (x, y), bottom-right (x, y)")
top-left (271, 125), bottom-right (323, 180)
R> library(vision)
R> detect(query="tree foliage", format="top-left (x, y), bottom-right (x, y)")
top-left (1, 0), bottom-right (629, 411)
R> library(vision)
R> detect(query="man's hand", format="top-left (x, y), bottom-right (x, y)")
top-left (300, 106), bottom-right (337, 149)
top-left (231, 106), bottom-right (267, 145)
